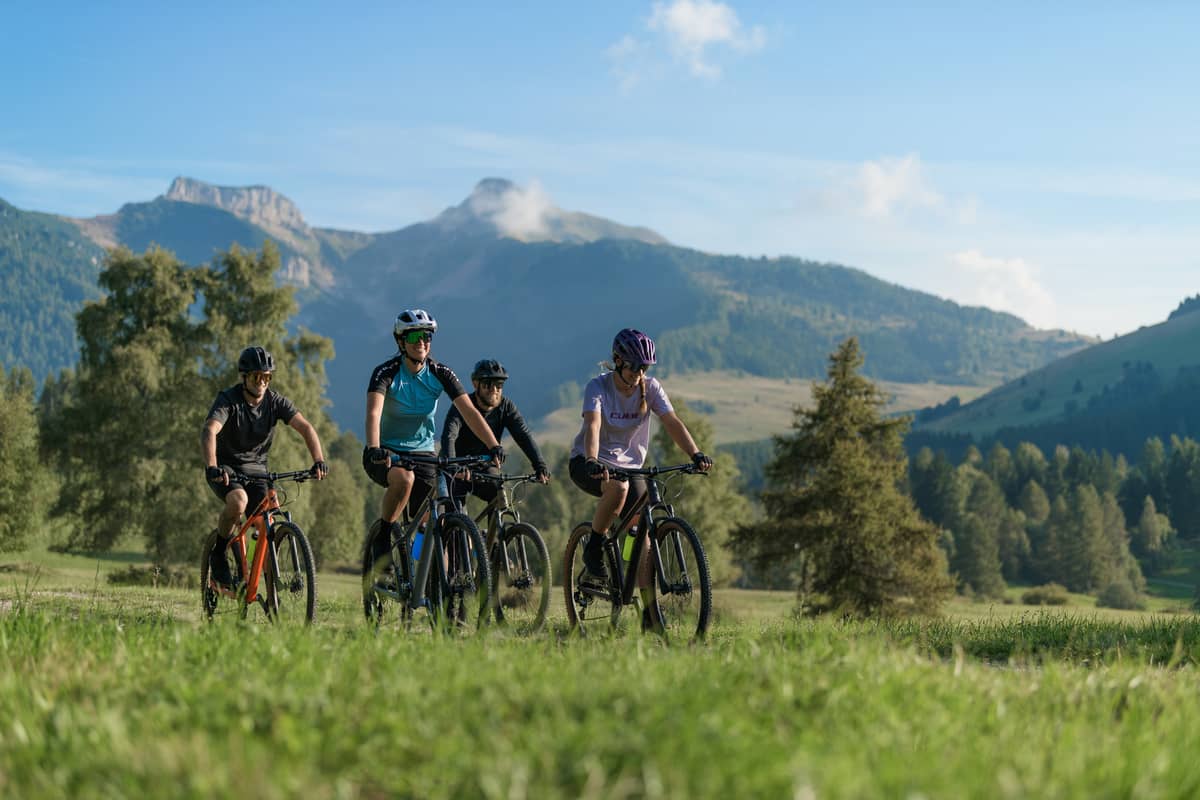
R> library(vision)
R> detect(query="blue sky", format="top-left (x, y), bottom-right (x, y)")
top-left (3, 1), bottom-right (1198, 337)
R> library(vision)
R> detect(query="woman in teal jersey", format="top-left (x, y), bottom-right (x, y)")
top-left (362, 309), bottom-right (503, 541)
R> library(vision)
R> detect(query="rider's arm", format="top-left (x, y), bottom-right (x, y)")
top-left (504, 400), bottom-right (546, 470)
top-left (581, 410), bottom-right (602, 461)
top-left (365, 391), bottom-right (384, 448)
top-left (452, 393), bottom-right (501, 450)
top-left (658, 411), bottom-right (701, 460)
top-left (440, 404), bottom-right (464, 459)
top-left (201, 418), bottom-right (223, 468)
top-left (288, 411), bottom-right (326, 464)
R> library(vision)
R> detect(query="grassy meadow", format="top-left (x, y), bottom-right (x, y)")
top-left (4, 548), bottom-right (1200, 798)
top-left (534, 371), bottom-right (988, 446)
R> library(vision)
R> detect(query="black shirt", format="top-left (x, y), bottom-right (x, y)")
top-left (206, 385), bottom-right (298, 472)
top-left (441, 394), bottom-right (546, 470)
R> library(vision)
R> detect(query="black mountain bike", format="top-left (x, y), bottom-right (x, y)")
top-left (361, 453), bottom-right (493, 633)
top-left (458, 471), bottom-right (551, 635)
top-left (563, 463), bottom-right (712, 643)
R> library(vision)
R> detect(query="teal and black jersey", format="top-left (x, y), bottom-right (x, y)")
top-left (367, 356), bottom-right (466, 452)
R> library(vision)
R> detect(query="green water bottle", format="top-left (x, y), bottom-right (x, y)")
top-left (622, 527), bottom-right (637, 562)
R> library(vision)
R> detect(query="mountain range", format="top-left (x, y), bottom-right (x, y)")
top-left (0, 177), bottom-right (1094, 440)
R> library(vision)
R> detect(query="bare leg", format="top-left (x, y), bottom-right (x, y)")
top-left (218, 488), bottom-right (248, 538)
top-left (590, 477), bottom-right (628, 534)
top-left (382, 466), bottom-right (415, 523)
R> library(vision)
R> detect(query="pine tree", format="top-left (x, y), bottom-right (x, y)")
top-left (1133, 495), bottom-right (1174, 574)
top-left (0, 365), bottom-right (46, 551)
top-left (951, 469), bottom-right (1007, 598)
top-left (730, 338), bottom-right (952, 617)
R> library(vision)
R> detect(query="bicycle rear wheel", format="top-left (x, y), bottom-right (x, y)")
top-left (200, 529), bottom-right (244, 622)
top-left (490, 522), bottom-right (551, 634)
top-left (432, 513), bottom-right (491, 633)
top-left (266, 521), bottom-right (317, 625)
top-left (651, 518), bottom-right (712, 643)
top-left (564, 522), bottom-right (634, 636)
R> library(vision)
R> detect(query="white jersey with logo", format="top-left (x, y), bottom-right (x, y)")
top-left (570, 372), bottom-right (673, 468)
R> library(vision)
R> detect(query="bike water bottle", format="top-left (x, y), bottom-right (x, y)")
top-left (622, 527), bottom-right (637, 562)
top-left (411, 529), bottom-right (424, 562)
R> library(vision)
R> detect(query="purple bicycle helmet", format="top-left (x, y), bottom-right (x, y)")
top-left (612, 328), bottom-right (656, 367)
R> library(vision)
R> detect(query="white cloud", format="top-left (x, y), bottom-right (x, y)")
top-left (470, 179), bottom-right (555, 240)
top-left (857, 154), bottom-right (943, 218)
top-left (952, 249), bottom-right (1057, 328)
top-left (611, 1), bottom-right (765, 84)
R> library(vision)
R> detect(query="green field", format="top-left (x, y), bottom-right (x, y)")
top-left (535, 370), bottom-right (989, 446)
top-left (5, 548), bottom-right (1200, 798)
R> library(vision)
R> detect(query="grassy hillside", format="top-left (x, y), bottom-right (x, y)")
top-left (912, 310), bottom-right (1200, 453)
top-left (534, 371), bottom-right (989, 448)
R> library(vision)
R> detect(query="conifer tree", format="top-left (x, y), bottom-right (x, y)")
top-left (1133, 495), bottom-right (1174, 573)
top-left (0, 365), bottom-right (46, 551)
top-left (730, 338), bottom-right (952, 617)
top-left (952, 470), bottom-right (1007, 598)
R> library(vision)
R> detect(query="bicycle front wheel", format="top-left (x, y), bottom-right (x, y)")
top-left (651, 518), bottom-right (712, 643)
top-left (491, 522), bottom-right (551, 635)
top-left (433, 513), bottom-right (491, 633)
top-left (266, 521), bottom-right (317, 625)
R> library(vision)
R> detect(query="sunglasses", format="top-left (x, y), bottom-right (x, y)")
top-left (248, 371), bottom-right (273, 383)
top-left (402, 330), bottom-right (433, 345)
top-left (478, 379), bottom-right (505, 390)
top-left (621, 361), bottom-right (649, 373)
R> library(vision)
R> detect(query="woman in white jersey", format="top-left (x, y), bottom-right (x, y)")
top-left (568, 328), bottom-right (712, 583)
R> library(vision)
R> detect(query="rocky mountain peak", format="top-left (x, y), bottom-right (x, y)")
top-left (164, 176), bottom-right (308, 232)
top-left (431, 177), bottom-right (667, 245)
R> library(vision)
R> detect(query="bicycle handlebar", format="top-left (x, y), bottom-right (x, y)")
top-left (600, 463), bottom-right (706, 479)
top-left (228, 468), bottom-right (317, 485)
top-left (470, 471), bottom-right (540, 484)
top-left (386, 453), bottom-right (495, 471)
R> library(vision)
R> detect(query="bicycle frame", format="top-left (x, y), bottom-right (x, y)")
top-left (581, 464), bottom-right (697, 608)
top-left (376, 454), bottom-right (493, 612)
top-left (467, 473), bottom-right (536, 543)
top-left (211, 470), bottom-right (309, 614)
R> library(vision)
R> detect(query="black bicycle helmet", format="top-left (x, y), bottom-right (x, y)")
top-left (471, 359), bottom-right (509, 381)
top-left (237, 346), bottom-right (275, 374)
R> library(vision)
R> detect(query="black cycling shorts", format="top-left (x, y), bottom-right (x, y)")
top-left (208, 471), bottom-right (269, 518)
top-left (568, 455), bottom-right (646, 516)
top-left (362, 448), bottom-right (438, 520)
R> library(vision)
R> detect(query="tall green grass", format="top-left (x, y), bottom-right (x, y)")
top-left (4, 591), bottom-right (1200, 798)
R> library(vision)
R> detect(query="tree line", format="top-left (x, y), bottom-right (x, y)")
top-left (907, 436), bottom-right (1194, 609)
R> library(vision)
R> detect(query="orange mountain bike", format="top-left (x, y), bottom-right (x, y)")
top-left (200, 469), bottom-right (318, 625)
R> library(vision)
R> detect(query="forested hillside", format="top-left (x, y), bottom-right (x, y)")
top-left (1, 178), bottom-right (1093, 430)
top-left (0, 199), bottom-right (105, 379)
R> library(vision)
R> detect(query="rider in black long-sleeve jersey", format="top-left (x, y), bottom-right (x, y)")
top-left (440, 359), bottom-right (550, 507)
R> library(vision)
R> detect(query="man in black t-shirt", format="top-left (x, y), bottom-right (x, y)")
top-left (200, 346), bottom-right (328, 587)
top-left (440, 359), bottom-right (549, 510)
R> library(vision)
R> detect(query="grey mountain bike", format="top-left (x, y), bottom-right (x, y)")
top-left (563, 462), bottom-right (712, 643)
top-left (361, 453), bottom-right (493, 633)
